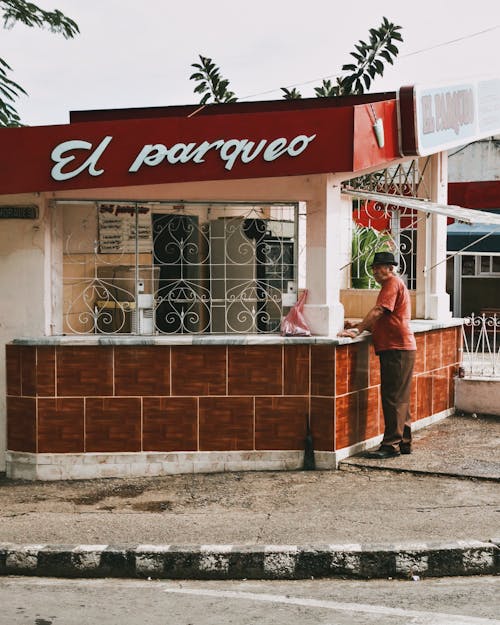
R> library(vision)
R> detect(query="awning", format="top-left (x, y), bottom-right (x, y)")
top-left (447, 216), bottom-right (500, 252)
top-left (342, 188), bottom-right (500, 226)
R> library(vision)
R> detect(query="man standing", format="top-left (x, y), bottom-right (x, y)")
top-left (339, 251), bottom-right (416, 458)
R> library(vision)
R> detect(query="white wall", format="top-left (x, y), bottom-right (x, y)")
top-left (0, 194), bottom-right (47, 470)
top-left (455, 378), bottom-right (500, 416)
top-left (448, 136), bottom-right (500, 182)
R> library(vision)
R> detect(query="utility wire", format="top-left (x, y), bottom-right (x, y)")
top-left (239, 24), bottom-right (500, 102)
top-left (400, 24), bottom-right (499, 58)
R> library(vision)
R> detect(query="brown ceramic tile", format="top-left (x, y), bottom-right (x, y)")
top-left (172, 346), bottom-right (226, 396)
top-left (441, 327), bottom-right (459, 366)
top-left (358, 387), bottom-right (380, 440)
top-left (284, 344), bottom-right (310, 396)
top-left (432, 369), bottom-right (450, 414)
top-left (114, 346), bottom-right (170, 396)
top-left (57, 347), bottom-right (113, 396)
top-left (310, 397), bottom-right (334, 451)
top-left (335, 393), bottom-right (358, 449)
top-left (334, 346), bottom-right (349, 396)
top-left (369, 345), bottom-right (381, 386)
top-left (410, 379), bottom-right (418, 422)
top-left (20, 346), bottom-right (36, 396)
top-left (414, 334), bottom-right (426, 374)
top-left (228, 346), bottom-right (282, 396)
top-left (311, 345), bottom-right (335, 396)
top-left (199, 397), bottom-right (253, 451)
top-left (38, 398), bottom-right (84, 453)
top-left (425, 331), bottom-right (442, 371)
top-left (448, 366), bottom-right (457, 408)
top-left (255, 396), bottom-right (309, 450)
top-left (143, 397), bottom-right (197, 451)
top-left (347, 342), bottom-right (369, 392)
top-left (6, 344), bottom-right (21, 396)
top-left (85, 397), bottom-right (141, 452)
top-left (416, 374), bottom-right (433, 420)
top-left (36, 347), bottom-right (56, 397)
top-left (6, 396), bottom-right (36, 452)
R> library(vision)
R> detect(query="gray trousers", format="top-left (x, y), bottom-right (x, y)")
top-left (379, 350), bottom-right (416, 450)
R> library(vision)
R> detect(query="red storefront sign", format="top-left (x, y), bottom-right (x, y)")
top-left (0, 97), bottom-right (399, 195)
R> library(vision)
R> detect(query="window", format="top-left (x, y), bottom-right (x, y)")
top-left (462, 255), bottom-right (476, 276)
top-left (61, 201), bottom-right (299, 335)
top-left (461, 254), bottom-right (500, 277)
top-left (348, 160), bottom-right (422, 290)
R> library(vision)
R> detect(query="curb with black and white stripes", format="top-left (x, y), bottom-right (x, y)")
top-left (0, 540), bottom-right (498, 580)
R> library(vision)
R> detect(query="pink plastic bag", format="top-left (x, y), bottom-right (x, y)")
top-left (280, 289), bottom-right (311, 336)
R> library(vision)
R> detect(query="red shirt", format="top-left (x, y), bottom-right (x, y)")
top-left (372, 275), bottom-right (416, 353)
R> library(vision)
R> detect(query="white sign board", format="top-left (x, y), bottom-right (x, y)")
top-left (400, 77), bottom-right (500, 156)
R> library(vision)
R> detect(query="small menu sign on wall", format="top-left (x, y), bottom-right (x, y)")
top-left (0, 205), bottom-right (38, 219)
top-left (98, 204), bottom-right (152, 253)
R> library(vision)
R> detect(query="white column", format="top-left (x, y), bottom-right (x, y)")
top-left (303, 174), bottom-right (351, 335)
top-left (48, 199), bottom-right (64, 335)
top-left (416, 153), bottom-right (451, 320)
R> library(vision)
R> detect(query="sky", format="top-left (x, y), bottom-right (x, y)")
top-left (2, 0), bottom-right (500, 127)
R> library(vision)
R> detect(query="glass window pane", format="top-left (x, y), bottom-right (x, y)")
top-left (461, 255), bottom-right (475, 276)
top-left (492, 257), bottom-right (500, 273)
top-left (480, 256), bottom-right (490, 273)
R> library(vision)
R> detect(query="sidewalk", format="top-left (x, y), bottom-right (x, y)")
top-left (0, 414), bottom-right (498, 580)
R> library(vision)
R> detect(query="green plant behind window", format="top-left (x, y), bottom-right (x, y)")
top-left (351, 223), bottom-right (393, 289)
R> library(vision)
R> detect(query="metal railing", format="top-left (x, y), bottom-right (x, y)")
top-left (346, 159), bottom-right (431, 291)
top-left (461, 314), bottom-right (500, 378)
top-left (61, 201), bottom-right (299, 335)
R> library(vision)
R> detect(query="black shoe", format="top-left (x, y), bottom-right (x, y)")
top-left (364, 446), bottom-right (400, 459)
top-left (400, 443), bottom-right (412, 455)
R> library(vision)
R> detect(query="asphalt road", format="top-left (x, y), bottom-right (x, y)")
top-left (1, 576), bottom-right (499, 625)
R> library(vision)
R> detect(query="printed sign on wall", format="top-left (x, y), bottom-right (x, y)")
top-left (399, 77), bottom-right (500, 156)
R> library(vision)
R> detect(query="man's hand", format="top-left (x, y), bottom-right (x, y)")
top-left (338, 327), bottom-right (360, 338)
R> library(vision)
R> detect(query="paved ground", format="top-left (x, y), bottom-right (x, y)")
top-left (341, 412), bottom-right (500, 481)
top-left (3, 577), bottom-right (500, 625)
top-left (0, 414), bottom-right (498, 579)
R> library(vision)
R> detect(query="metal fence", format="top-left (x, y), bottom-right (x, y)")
top-left (61, 201), bottom-right (299, 335)
top-left (346, 159), bottom-right (430, 291)
top-left (461, 314), bottom-right (500, 378)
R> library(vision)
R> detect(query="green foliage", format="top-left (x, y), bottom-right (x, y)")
top-left (351, 223), bottom-right (393, 289)
top-left (338, 16), bottom-right (402, 95)
top-left (190, 17), bottom-right (402, 105)
top-left (0, 56), bottom-right (25, 126)
top-left (280, 87), bottom-right (302, 100)
top-left (287, 16), bottom-right (403, 99)
top-left (0, 0), bottom-right (79, 127)
top-left (1, 0), bottom-right (79, 37)
top-left (189, 55), bottom-right (238, 105)
top-left (314, 79), bottom-right (339, 98)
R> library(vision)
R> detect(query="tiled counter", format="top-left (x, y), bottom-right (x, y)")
top-left (5, 321), bottom-right (462, 480)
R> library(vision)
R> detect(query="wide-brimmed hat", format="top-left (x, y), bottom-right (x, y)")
top-left (371, 251), bottom-right (398, 266)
